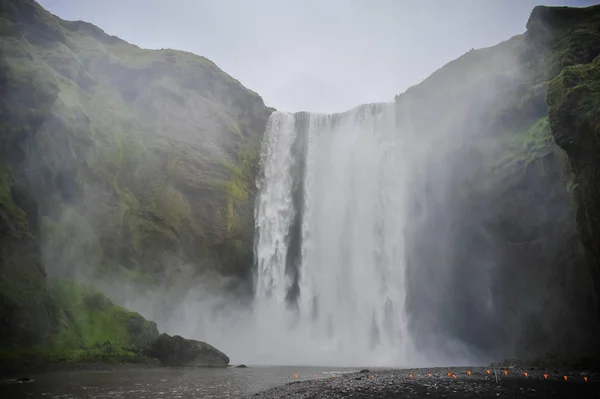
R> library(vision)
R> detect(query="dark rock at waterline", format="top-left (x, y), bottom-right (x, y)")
top-left (236, 364), bottom-right (248, 368)
top-left (360, 369), bottom-right (370, 373)
top-left (149, 333), bottom-right (229, 367)
top-left (127, 315), bottom-right (159, 351)
top-left (16, 377), bottom-right (30, 382)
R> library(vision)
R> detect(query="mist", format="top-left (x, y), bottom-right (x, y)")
top-left (15, 0), bottom-right (598, 371)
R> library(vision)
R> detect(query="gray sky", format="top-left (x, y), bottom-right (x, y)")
top-left (39, 0), bottom-right (598, 113)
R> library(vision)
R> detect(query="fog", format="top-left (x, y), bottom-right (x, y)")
top-left (31, 0), bottom-right (599, 368)
top-left (38, 0), bottom-right (597, 113)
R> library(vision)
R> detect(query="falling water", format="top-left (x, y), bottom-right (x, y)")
top-left (253, 103), bottom-right (418, 366)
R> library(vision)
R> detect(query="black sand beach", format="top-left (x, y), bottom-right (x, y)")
top-left (246, 367), bottom-right (600, 398)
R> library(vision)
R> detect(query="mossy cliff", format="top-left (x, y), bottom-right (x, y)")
top-left (396, 4), bottom-right (600, 362)
top-left (0, 0), bottom-right (271, 365)
top-left (0, 0), bottom-right (272, 284)
top-left (2, 0), bottom-right (600, 368)
top-left (1, 281), bottom-right (159, 370)
top-left (544, 6), bottom-right (600, 324)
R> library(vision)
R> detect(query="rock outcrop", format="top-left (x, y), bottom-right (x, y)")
top-left (0, 0), bottom-right (267, 365)
top-left (0, 0), bottom-right (273, 291)
top-left (545, 5), bottom-right (600, 323)
top-left (150, 333), bottom-right (230, 367)
top-left (0, 279), bottom-right (232, 370)
top-left (0, 280), bottom-right (160, 370)
top-left (396, 4), bottom-right (600, 362)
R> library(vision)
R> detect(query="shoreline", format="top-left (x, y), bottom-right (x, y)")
top-left (3, 363), bottom-right (600, 398)
top-left (246, 367), bottom-right (600, 399)
top-left (0, 358), bottom-right (243, 378)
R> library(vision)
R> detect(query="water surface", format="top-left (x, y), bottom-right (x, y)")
top-left (1, 365), bottom-right (360, 398)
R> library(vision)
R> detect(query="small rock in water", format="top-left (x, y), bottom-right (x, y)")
top-left (236, 364), bottom-right (248, 368)
top-left (359, 369), bottom-right (370, 373)
top-left (16, 377), bottom-right (31, 382)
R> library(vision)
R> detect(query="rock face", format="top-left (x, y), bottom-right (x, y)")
top-left (150, 333), bottom-right (230, 367)
top-left (0, 0), bottom-right (272, 292)
top-left (127, 313), bottom-right (160, 351)
top-left (0, 0), bottom-right (271, 358)
top-left (1, 0), bottom-right (600, 367)
top-left (545, 5), bottom-right (600, 323)
top-left (51, 281), bottom-right (161, 355)
top-left (396, 4), bottom-right (600, 362)
top-left (0, 280), bottom-right (161, 370)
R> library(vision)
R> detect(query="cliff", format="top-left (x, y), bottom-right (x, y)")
top-left (2, 0), bottom-right (600, 368)
top-left (395, 4), bottom-right (600, 363)
top-left (545, 5), bottom-right (600, 324)
top-left (0, 0), bottom-right (271, 364)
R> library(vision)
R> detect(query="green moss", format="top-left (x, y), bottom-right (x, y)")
top-left (549, 26), bottom-right (600, 76)
top-left (496, 117), bottom-right (555, 171)
top-left (118, 264), bottom-right (154, 285)
top-left (227, 120), bottom-right (243, 139)
top-left (130, 218), bottom-right (178, 251)
top-left (41, 206), bottom-right (103, 276)
top-left (0, 280), bottom-right (156, 366)
top-left (548, 54), bottom-right (600, 139)
top-left (213, 142), bottom-right (259, 237)
top-left (153, 187), bottom-right (190, 231)
top-left (51, 281), bottom-right (135, 349)
top-left (0, 165), bottom-right (28, 233)
top-left (0, 248), bottom-right (59, 348)
top-left (1, 0), bottom-right (270, 293)
top-left (215, 173), bottom-right (247, 206)
top-left (165, 152), bottom-right (183, 180)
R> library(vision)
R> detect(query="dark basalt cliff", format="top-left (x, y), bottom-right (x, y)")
top-left (395, 4), bottom-right (600, 363)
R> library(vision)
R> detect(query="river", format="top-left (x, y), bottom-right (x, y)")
top-left (1, 365), bottom-right (360, 398)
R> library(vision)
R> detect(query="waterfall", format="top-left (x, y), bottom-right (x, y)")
top-left (253, 103), bottom-right (417, 366)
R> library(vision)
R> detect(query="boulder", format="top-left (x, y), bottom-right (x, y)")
top-left (149, 333), bottom-right (229, 367)
top-left (127, 314), bottom-right (159, 351)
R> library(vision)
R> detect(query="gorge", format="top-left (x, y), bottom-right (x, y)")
top-left (1, 0), bottom-right (600, 373)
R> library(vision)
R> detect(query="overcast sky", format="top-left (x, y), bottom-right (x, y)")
top-left (38, 0), bottom-right (598, 113)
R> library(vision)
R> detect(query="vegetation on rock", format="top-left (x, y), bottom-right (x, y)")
top-left (396, 4), bottom-right (600, 362)
top-left (0, 0), bottom-right (268, 366)
top-left (545, 5), bottom-right (600, 324)
top-left (0, 0), bottom-right (272, 286)
top-left (0, 280), bottom-right (159, 370)
top-left (1, 0), bottom-right (600, 368)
